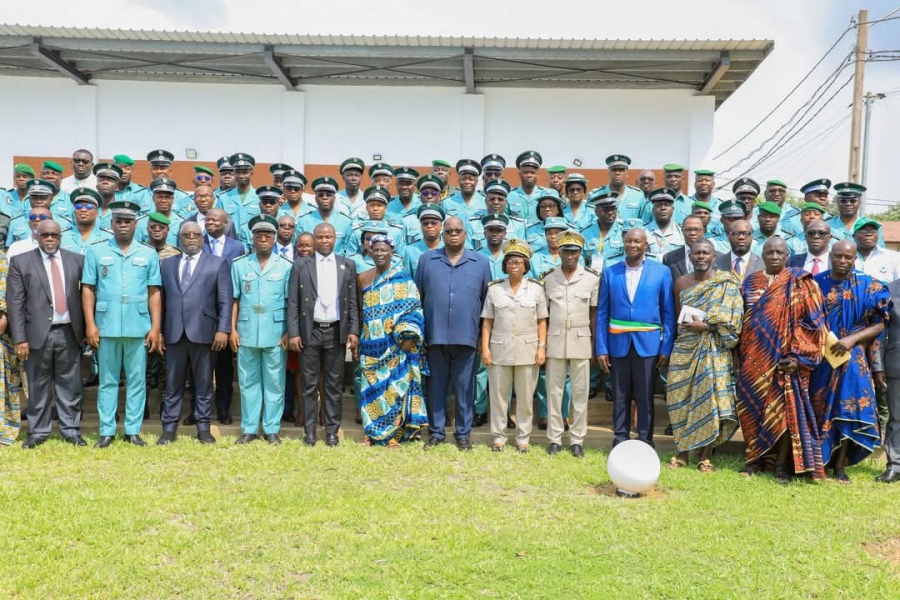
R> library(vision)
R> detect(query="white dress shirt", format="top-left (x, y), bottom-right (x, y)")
top-left (40, 249), bottom-right (70, 324)
top-left (856, 247), bottom-right (900, 283)
top-left (314, 251), bottom-right (339, 323)
top-left (803, 251), bottom-right (830, 275)
top-left (730, 251), bottom-right (749, 280)
top-left (60, 173), bottom-right (97, 194)
top-left (195, 211), bottom-right (207, 231)
top-left (625, 260), bottom-right (644, 303)
top-left (179, 251), bottom-right (201, 285)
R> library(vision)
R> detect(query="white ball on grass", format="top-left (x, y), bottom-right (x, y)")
top-left (607, 440), bottom-right (661, 495)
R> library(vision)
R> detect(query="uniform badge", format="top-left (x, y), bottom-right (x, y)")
top-left (101, 266), bottom-right (108, 278)
top-left (245, 280), bottom-right (252, 293)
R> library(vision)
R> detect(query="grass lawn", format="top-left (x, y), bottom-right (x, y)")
top-left (1, 435), bottom-right (898, 599)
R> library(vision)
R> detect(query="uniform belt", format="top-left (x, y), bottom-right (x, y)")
top-left (246, 305), bottom-right (280, 315)
top-left (563, 319), bottom-right (590, 330)
top-left (315, 321), bottom-right (338, 329)
top-left (97, 292), bottom-right (148, 305)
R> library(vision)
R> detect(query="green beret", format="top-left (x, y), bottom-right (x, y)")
top-left (694, 169), bottom-right (715, 176)
top-left (766, 179), bottom-right (787, 188)
top-left (193, 165), bottom-right (214, 176)
top-left (14, 163), bottom-right (35, 177)
top-left (148, 212), bottom-right (171, 226)
top-left (801, 202), bottom-right (826, 214)
top-left (42, 160), bottom-right (64, 174)
top-left (692, 201), bottom-right (713, 212)
top-left (113, 154), bottom-right (135, 167)
top-left (853, 217), bottom-right (881, 234)
top-left (431, 159), bottom-right (452, 168)
top-left (757, 201), bottom-right (782, 216)
top-left (547, 165), bottom-right (567, 174)
top-left (663, 163), bottom-right (685, 172)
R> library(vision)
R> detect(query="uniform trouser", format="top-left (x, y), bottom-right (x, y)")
top-left (237, 345), bottom-right (285, 435)
top-left (489, 364), bottom-right (538, 446)
top-left (547, 357), bottom-right (590, 446)
top-left (885, 377), bottom-right (900, 473)
top-left (98, 337), bottom-right (147, 436)
top-left (162, 340), bottom-right (214, 433)
top-left (25, 325), bottom-right (83, 439)
top-left (611, 344), bottom-right (656, 446)
top-left (474, 358), bottom-right (488, 415)
top-left (536, 366), bottom-right (571, 419)
top-left (426, 344), bottom-right (477, 440)
top-left (214, 348), bottom-right (235, 416)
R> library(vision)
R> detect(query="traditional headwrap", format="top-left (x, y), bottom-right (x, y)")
top-left (369, 234), bottom-right (396, 249)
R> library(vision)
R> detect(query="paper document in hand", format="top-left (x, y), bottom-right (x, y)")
top-left (678, 305), bottom-right (707, 324)
top-left (823, 330), bottom-right (851, 369)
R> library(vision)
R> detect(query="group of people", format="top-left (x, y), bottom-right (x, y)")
top-left (0, 148), bottom-right (898, 485)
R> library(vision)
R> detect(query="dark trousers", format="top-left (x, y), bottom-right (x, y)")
top-left (426, 344), bottom-right (477, 440)
top-left (283, 369), bottom-right (297, 419)
top-left (885, 377), bottom-right (900, 472)
top-left (162, 339), bottom-right (214, 432)
top-left (214, 347), bottom-right (235, 416)
top-left (300, 325), bottom-right (344, 437)
top-left (611, 343), bottom-right (656, 446)
top-left (25, 324), bottom-right (83, 439)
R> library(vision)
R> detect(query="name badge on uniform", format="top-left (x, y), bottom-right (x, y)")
top-left (243, 272), bottom-right (254, 293)
top-left (99, 256), bottom-right (115, 278)
top-left (133, 257), bottom-right (148, 266)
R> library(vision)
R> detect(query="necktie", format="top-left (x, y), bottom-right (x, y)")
top-left (182, 255), bottom-right (192, 287)
top-left (49, 254), bottom-right (67, 315)
top-left (211, 238), bottom-right (219, 256)
top-left (733, 256), bottom-right (743, 278)
top-left (280, 247), bottom-right (288, 257)
top-left (686, 249), bottom-right (693, 273)
top-left (811, 257), bottom-right (820, 276)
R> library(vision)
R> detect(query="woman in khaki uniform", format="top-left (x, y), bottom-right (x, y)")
top-left (481, 240), bottom-right (548, 452)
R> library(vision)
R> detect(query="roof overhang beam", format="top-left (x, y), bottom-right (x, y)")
top-left (699, 52), bottom-right (730, 95)
top-left (263, 45), bottom-right (296, 90)
top-left (29, 37), bottom-right (90, 84)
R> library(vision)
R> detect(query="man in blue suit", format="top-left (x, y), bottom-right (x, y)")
top-left (202, 207), bottom-right (245, 424)
top-left (596, 227), bottom-right (675, 447)
top-left (158, 221), bottom-right (233, 444)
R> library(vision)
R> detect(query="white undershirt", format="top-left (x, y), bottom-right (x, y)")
top-left (314, 251), bottom-right (339, 322)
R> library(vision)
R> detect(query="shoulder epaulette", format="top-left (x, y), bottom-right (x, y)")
top-left (627, 184), bottom-right (641, 191)
top-left (233, 254), bottom-right (250, 263)
top-left (488, 278), bottom-right (505, 286)
top-left (276, 254), bottom-right (292, 263)
top-left (351, 221), bottom-right (364, 230)
top-left (529, 277), bottom-right (545, 286)
top-left (540, 268), bottom-right (555, 279)
top-left (89, 239), bottom-right (108, 246)
top-left (584, 266), bottom-right (601, 277)
top-left (137, 241), bottom-right (156, 250)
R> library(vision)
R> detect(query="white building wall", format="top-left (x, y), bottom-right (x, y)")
top-left (0, 77), bottom-right (714, 186)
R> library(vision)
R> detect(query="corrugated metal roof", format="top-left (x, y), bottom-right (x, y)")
top-left (0, 24), bottom-right (773, 107)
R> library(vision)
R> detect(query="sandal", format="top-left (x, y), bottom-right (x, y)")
top-left (739, 463), bottom-right (763, 477)
top-left (697, 459), bottom-right (716, 473)
top-left (834, 472), bottom-right (852, 485)
top-left (517, 445), bottom-right (529, 454)
top-left (491, 444), bottom-right (504, 453)
top-left (361, 438), bottom-right (373, 447)
top-left (387, 440), bottom-right (401, 451)
top-left (666, 457), bottom-right (688, 469)
top-left (773, 470), bottom-right (791, 485)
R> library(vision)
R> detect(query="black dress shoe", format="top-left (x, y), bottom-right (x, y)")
top-left (235, 434), bottom-right (258, 445)
top-left (183, 414), bottom-right (198, 426)
top-left (123, 434), bottom-right (146, 447)
top-left (83, 373), bottom-right (99, 387)
top-left (472, 413), bottom-right (488, 428)
top-left (325, 434), bottom-right (339, 447)
top-left (95, 436), bottom-right (114, 448)
top-left (589, 387), bottom-right (598, 398)
top-left (538, 419), bottom-right (548, 431)
top-left (219, 414), bottom-right (233, 425)
top-left (157, 431), bottom-right (177, 446)
top-left (281, 415), bottom-right (294, 423)
top-left (456, 437), bottom-right (472, 452)
top-left (664, 424), bottom-right (673, 436)
top-left (422, 436), bottom-right (443, 451)
top-left (303, 435), bottom-right (317, 447)
top-left (546, 443), bottom-right (562, 456)
top-left (21, 436), bottom-right (46, 450)
top-left (570, 444), bottom-right (585, 458)
top-left (876, 470), bottom-right (900, 483)
top-left (265, 434), bottom-right (282, 445)
top-left (506, 416), bottom-right (516, 430)
top-left (197, 431), bottom-right (216, 444)
top-left (63, 435), bottom-right (87, 447)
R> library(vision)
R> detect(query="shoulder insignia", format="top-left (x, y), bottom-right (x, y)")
top-left (488, 278), bottom-right (505, 286)
top-left (529, 277), bottom-right (545, 286)
top-left (233, 254), bottom-right (250, 263)
top-left (89, 239), bottom-right (109, 246)
top-left (584, 267), bottom-right (601, 277)
top-left (540, 268), bottom-right (555, 279)
top-left (351, 222), bottom-right (364, 230)
top-left (627, 185), bottom-right (641, 191)
top-left (137, 241), bottom-right (156, 250)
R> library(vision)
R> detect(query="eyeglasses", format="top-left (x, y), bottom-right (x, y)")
top-left (443, 228), bottom-right (465, 235)
top-left (38, 232), bottom-right (61, 239)
top-left (806, 231), bottom-right (830, 238)
top-left (838, 197), bottom-right (859, 204)
top-left (112, 218), bottom-right (135, 224)
top-left (194, 175), bottom-right (212, 182)
top-left (506, 259), bottom-right (526, 265)
top-left (260, 199), bottom-right (279, 204)
top-left (682, 227), bottom-right (704, 234)
top-left (856, 228), bottom-right (879, 236)
top-left (181, 232), bottom-right (203, 239)
top-left (420, 190), bottom-right (441, 199)
top-left (284, 185), bottom-right (302, 191)
top-left (73, 202), bottom-right (96, 210)
top-left (638, 177), bottom-right (655, 182)
top-left (279, 223), bottom-right (296, 229)
top-left (316, 191), bottom-right (336, 197)
top-left (72, 158), bottom-right (91, 165)
top-left (421, 220), bottom-right (442, 227)
top-left (728, 231), bottom-right (752, 238)
top-left (28, 214), bottom-right (51, 221)
top-left (195, 193), bottom-right (215, 200)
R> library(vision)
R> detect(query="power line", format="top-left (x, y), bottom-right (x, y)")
top-left (757, 113), bottom-right (851, 176)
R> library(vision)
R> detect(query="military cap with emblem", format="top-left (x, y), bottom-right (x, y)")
top-left (369, 162), bottom-right (394, 179)
top-left (360, 219), bottom-right (389, 235)
top-left (484, 179), bottom-right (511, 196)
top-left (663, 163), bottom-right (685, 173)
top-left (249, 214), bottom-right (278, 233)
top-left (418, 203), bottom-right (446, 222)
top-left (694, 169), bottom-right (715, 177)
top-left (834, 181), bottom-right (866, 197)
top-left (456, 158), bottom-right (482, 176)
top-left (416, 174), bottom-right (444, 193)
top-left (269, 163), bottom-right (293, 177)
top-left (147, 149), bottom-right (175, 166)
top-left (547, 165), bottom-right (567, 174)
top-left (26, 179), bottom-right (58, 196)
top-left (108, 200), bottom-right (140, 219)
top-left (256, 185), bottom-right (283, 201)
top-left (229, 153), bottom-right (255, 169)
top-left (504, 239), bottom-right (533, 259)
top-left (757, 201), bottom-right (782, 216)
top-left (312, 176), bottom-right (339, 193)
top-left (480, 154), bottom-right (506, 171)
top-left (482, 212), bottom-right (510, 230)
top-left (70, 187), bottom-right (101, 207)
top-left (516, 151), bottom-right (543, 169)
top-left (564, 173), bottom-right (588, 187)
top-left (14, 163), bottom-right (35, 177)
top-left (216, 155), bottom-right (233, 172)
top-left (800, 178), bottom-right (831, 195)
top-left (363, 186), bottom-right (391, 204)
top-left (692, 200), bottom-right (713, 212)
top-left (42, 160), bottom-right (64, 174)
top-left (113, 154), bottom-right (135, 167)
top-left (393, 166), bottom-right (419, 182)
top-left (588, 189), bottom-right (619, 206)
top-left (281, 169), bottom-right (308, 187)
top-left (93, 162), bottom-right (122, 180)
top-left (148, 212), bottom-right (171, 226)
top-left (605, 155), bottom-right (631, 169)
top-left (150, 178), bottom-right (177, 194)
top-left (717, 199), bottom-right (745, 218)
top-left (340, 157), bottom-right (366, 173)
top-left (853, 217), bottom-right (881, 234)
top-left (534, 193), bottom-right (564, 220)
top-left (801, 202), bottom-right (826, 214)
top-left (193, 165), bottom-right (214, 177)
top-left (432, 159), bottom-right (452, 169)
top-left (650, 187), bottom-right (677, 202)
top-left (557, 229), bottom-right (586, 251)
top-left (766, 179), bottom-right (787, 188)
top-left (732, 177), bottom-right (760, 197)
top-left (543, 216), bottom-right (569, 231)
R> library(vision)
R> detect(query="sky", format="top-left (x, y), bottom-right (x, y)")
top-left (4, 0), bottom-right (899, 209)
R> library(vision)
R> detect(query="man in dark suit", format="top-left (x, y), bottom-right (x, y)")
top-left (7, 220), bottom-right (86, 448)
top-left (202, 207), bottom-right (244, 423)
top-left (712, 219), bottom-right (763, 281)
top-left (663, 215), bottom-right (708, 280)
top-left (187, 187), bottom-right (237, 239)
top-left (287, 222), bottom-right (360, 447)
top-left (787, 219), bottom-right (831, 273)
top-left (876, 278), bottom-right (900, 483)
top-left (158, 221), bottom-right (233, 444)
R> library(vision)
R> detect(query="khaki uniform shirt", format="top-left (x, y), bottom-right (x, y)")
top-left (481, 278), bottom-right (548, 366)
top-left (543, 265), bottom-right (600, 359)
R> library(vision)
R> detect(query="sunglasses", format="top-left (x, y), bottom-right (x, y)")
top-left (420, 190), bottom-right (441, 198)
top-left (72, 158), bottom-right (91, 165)
top-left (838, 197), bottom-right (859, 204)
top-left (73, 202), bottom-right (96, 210)
top-left (316, 191), bottom-right (336, 197)
top-left (806, 231), bottom-right (829, 238)
top-left (38, 232), bottom-right (61, 239)
top-left (181, 232), bottom-right (203, 239)
top-left (194, 174), bottom-right (212, 182)
top-left (28, 214), bottom-right (51, 221)
top-left (443, 228), bottom-right (465, 235)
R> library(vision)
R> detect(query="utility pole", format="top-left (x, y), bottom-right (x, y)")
top-left (860, 91), bottom-right (885, 214)
top-left (848, 9), bottom-right (868, 183)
